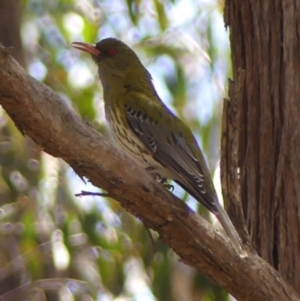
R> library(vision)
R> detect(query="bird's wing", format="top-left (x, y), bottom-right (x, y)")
top-left (124, 94), bottom-right (217, 213)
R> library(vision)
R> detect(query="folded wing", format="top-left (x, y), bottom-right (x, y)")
top-left (124, 95), bottom-right (217, 213)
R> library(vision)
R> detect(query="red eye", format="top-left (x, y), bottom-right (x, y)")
top-left (108, 48), bottom-right (117, 56)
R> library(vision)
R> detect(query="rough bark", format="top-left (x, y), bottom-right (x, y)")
top-left (0, 45), bottom-right (299, 301)
top-left (223, 0), bottom-right (300, 293)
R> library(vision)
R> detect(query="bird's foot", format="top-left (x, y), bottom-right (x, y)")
top-left (145, 167), bottom-right (174, 191)
top-left (152, 173), bottom-right (174, 191)
top-left (163, 183), bottom-right (174, 191)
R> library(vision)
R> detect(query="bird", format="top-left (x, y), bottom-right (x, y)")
top-left (72, 38), bottom-right (243, 252)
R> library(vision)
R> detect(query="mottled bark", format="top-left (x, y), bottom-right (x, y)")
top-left (222, 0), bottom-right (300, 293)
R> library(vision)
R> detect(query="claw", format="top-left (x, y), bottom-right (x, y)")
top-left (163, 183), bottom-right (174, 191)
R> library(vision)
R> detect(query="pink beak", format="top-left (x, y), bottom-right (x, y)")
top-left (72, 42), bottom-right (100, 56)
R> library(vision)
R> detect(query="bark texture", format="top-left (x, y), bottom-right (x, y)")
top-left (223, 0), bottom-right (300, 292)
top-left (0, 44), bottom-right (299, 301)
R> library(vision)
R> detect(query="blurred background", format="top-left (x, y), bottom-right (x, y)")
top-left (0, 0), bottom-right (232, 300)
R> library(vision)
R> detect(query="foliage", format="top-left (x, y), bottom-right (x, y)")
top-left (0, 0), bottom-right (231, 300)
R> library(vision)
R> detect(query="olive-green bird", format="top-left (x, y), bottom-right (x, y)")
top-left (72, 38), bottom-right (242, 251)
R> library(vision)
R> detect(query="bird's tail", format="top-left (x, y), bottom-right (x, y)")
top-left (213, 200), bottom-right (243, 253)
top-left (174, 178), bottom-right (243, 252)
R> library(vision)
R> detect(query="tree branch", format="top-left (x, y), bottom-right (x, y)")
top-left (0, 45), bottom-right (298, 301)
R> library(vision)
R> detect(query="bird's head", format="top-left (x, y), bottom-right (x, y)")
top-left (72, 38), bottom-right (149, 88)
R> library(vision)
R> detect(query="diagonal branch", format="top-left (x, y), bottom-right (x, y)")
top-left (0, 44), bottom-right (298, 301)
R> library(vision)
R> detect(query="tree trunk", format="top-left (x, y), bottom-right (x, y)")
top-left (0, 0), bottom-right (24, 67)
top-left (223, 0), bottom-right (300, 292)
